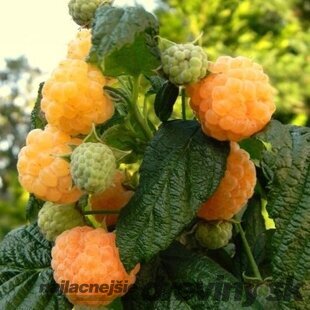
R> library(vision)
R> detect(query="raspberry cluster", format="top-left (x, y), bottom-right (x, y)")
top-left (15, 2), bottom-right (281, 307)
top-left (16, 21), bottom-right (131, 306)
top-left (18, 28), bottom-right (115, 202)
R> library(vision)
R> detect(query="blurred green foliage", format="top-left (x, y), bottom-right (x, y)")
top-left (156, 0), bottom-right (310, 125)
top-left (0, 57), bottom-right (41, 239)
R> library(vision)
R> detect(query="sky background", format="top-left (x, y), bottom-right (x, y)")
top-left (0, 0), bottom-right (157, 74)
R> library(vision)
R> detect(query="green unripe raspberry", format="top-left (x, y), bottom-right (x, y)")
top-left (195, 221), bottom-right (232, 249)
top-left (38, 202), bottom-right (85, 241)
top-left (68, 0), bottom-right (112, 27)
top-left (161, 43), bottom-right (208, 85)
top-left (70, 142), bottom-right (116, 194)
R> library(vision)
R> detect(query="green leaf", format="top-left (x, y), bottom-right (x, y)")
top-left (102, 124), bottom-right (138, 150)
top-left (105, 76), bottom-right (134, 116)
top-left (102, 123), bottom-right (147, 164)
top-left (239, 138), bottom-right (266, 165)
top-left (145, 75), bottom-right (166, 96)
top-left (256, 120), bottom-right (310, 308)
top-left (104, 86), bottom-right (129, 118)
top-left (88, 6), bottom-right (160, 77)
top-left (0, 224), bottom-right (71, 309)
top-left (30, 82), bottom-right (47, 130)
top-left (124, 243), bottom-right (264, 309)
top-left (98, 76), bottom-right (134, 133)
top-left (25, 194), bottom-right (45, 223)
top-left (154, 81), bottom-right (179, 122)
top-left (116, 120), bottom-right (229, 271)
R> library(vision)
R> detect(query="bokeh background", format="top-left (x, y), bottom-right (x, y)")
top-left (0, 0), bottom-right (309, 239)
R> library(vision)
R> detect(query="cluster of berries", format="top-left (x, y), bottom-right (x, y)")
top-left (17, 29), bottom-right (116, 204)
top-left (16, 0), bottom-right (278, 304)
top-left (17, 3), bottom-right (137, 306)
top-left (161, 42), bottom-right (276, 249)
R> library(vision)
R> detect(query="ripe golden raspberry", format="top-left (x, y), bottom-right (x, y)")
top-left (187, 56), bottom-right (276, 141)
top-left (90, 171), bottom-right (134, 226)
top-left (67, 29), bottom-right (91, 61)
top-left (17, 126), bottom-right (82, 203)
top-left (51, 226), bottom-right (140, 307)
top-left (41, 59), bottom-right (114, 135)
top-left (197, 142), bottom-right (256, 220)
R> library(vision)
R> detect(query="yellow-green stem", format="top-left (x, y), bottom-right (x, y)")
top-left (181, 88), bottom-right (187, 120)
top-left (235, 222), bottom-right (263, 281)
top-left (131, 75), bottom-right (153, 140)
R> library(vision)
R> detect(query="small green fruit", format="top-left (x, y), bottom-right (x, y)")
top-left (38, 202), bottom-right (85, 241)
top-left (195, 221), bottom-right (232, 249)
top-left (161, 43), bottom-right (208, 85)
top-left (68, 0), bottom-right (112, 27)
top-left (70, 142), bottom-right (116, 194)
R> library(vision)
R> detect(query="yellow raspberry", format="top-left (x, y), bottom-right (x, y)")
top-left (17, 126), bottom-right (83, 203)
top-left (41, 59), bottom-right (114, 135)
top-left (67, 29), bottom-right (91, 61)
top-left (187, 56), bottom-right (276, 141)
top-left (197, 142), bottom-right (256, 220)
top-left (90, 171), bottom-right (134, 227)
top-left (51, 226), bottom-right (140, 307)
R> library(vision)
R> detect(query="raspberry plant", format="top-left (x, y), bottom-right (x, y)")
top-left (0, 3), bottom-right (309, 310)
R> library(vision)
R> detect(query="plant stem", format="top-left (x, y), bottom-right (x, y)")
top-left (83, 210), bottom-right (121, 215)
top-left (235, 222), bottom-right (263, 280)
top-left (143, 95), bottom-right (149, 119)
top-left (131, 75), bottom-right (153, 140)
top-left (181, 87), bottom-right (187, 120)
